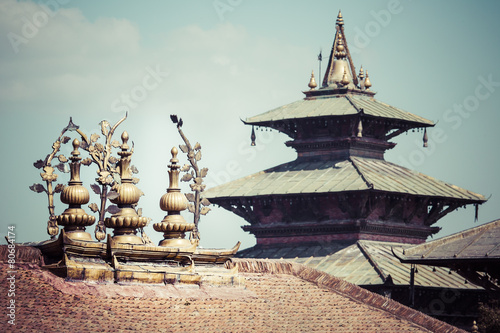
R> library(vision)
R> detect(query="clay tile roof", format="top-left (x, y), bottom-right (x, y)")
top-left (1, 246), bottom-right (465, 332)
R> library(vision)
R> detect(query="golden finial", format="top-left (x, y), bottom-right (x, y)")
top-left (335, 33), bottom-right (346, 59)
top-left (154, 147), bottom-right (194, 247)
top-left (358, 65), bottom-right (364, 80)
top-left (340, 68), bottom-right (350, 86)
top-left (120, 131), bottom-right (130, 151)
top-left (364, 71), bottom-right (372, 90)
top-left (170, 146), bottom-right (179, 164)
top-left (71, 138), bottom-right (81, 158)
top-left (471, 321), bottom-right (479, 333)
top-left (104, 130), bottom-right (149, 244)
top-left (56, 138), bottom-right (95, 241)
top-left (336, 10), bottom-right (344, 26)
top-left (308, 70), bottom-right (317, 90)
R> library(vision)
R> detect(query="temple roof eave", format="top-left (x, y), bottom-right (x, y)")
top-left (203, 157), bottom-right (486, 203)
top-left (243, 95), bottom-right (435, 129)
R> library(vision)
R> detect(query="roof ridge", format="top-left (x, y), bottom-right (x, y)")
top-left (345, 94), bottom-right (362, 113)
top-left (229, 258), bottom-right (466, 333)
top-left (403, 219), bottom-right (500, 256)
top-left (348, 157), bottom-right (373, 189)
top-left (356, 241), bottom-right (388, 282)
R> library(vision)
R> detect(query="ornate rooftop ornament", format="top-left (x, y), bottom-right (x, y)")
top-left (308, 70), bottom-right (317, 90)
top-left (336, 10), bottom-right (344, 26)
top-left (83, 114), bottom-right (129, 241)
top-left (154, 147), bottom-right (194, 247)
top-left (171, 115), bottom-right (211, 244)
top-left (322, 11), bottom-right (358, 88)
top-left (340, 68), bottom-right (350, 86)
top-left (55, 139), bottom-right (95, 241)
top-left (364, 71), bottom-right (372, 90)
top-left (334, 33), bottom-right (346, 60)
top-left (104, 131), bottom-right (149, 244)
top-left (30, 117), bottom-right (89, 238)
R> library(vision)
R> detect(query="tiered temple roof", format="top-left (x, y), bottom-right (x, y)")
top-left (204, 11), bottom-right (486, 246)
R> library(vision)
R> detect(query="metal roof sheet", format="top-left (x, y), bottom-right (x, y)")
top-left (237, 240), bottom-right (482, 289)
top-left (204, 157), bottom-right (485, 202)
top-left (396, 219), bottom-right (500, 261)
top-left (244, 94), bottom-right (434, 126)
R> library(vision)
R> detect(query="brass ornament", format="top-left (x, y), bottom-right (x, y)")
top-left (170, 115), bottom-right (211, 244)
top-left (334, 33), bottom-right (347, 59)
top-left (308, 70), bottom-right (317, 90)
top-left (336, 10), bottom-right (344, 26)
top-left (104, 131), bottom-right (149, 244)
top-left (55, 139), bottom-right (96, 241)
top-left (340, 68), bottom-right (350, 86)
top-left (83, 114), bottom-right (130, 241)
top-left (30, 117), bottom-right (91, 238)
top-left (364, 71), bottom-right (372, 90)
top-left (154, 147), bottom-right (195, 247)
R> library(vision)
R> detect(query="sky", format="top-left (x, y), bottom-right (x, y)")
top-left (1, 0), bottom-right (500, 250)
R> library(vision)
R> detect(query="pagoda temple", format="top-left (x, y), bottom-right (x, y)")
top-left (204, 12), bottom-right (486, 250)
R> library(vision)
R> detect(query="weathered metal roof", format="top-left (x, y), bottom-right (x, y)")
top-left (237, 240), bottom-right (482, 289)
top-left (244, 94), bottom-right (434, 126)
top-left (204, 156), bottom-right (485, 202)
top-left (395, 219), bottom-right (500, 262)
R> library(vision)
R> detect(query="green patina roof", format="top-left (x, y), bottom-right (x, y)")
top-left (396, 219), bottom-right (500, 262)
top-left (204, 156), bottom-right (485, 202)
top-left (245, 94), bottom-right (434, 127)
top-left (237, 240), bottom-right (483, 289)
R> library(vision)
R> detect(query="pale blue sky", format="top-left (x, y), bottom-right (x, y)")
top-left (1, 0), bottom-right (499, 249)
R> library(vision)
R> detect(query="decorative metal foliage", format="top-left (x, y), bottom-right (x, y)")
top-left (171, 114), bottom-right (211, 242)
top-left (29, 118), bottom-right (83, 238)
top-left (30, 114), bottom-right (144, 241)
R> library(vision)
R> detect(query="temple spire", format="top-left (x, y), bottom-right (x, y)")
top-left (322, 11), bottom-right (358, 88)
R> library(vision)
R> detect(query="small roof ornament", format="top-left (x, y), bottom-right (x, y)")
top-left (364, 71), bottom-right (372, 90)
top-left (340, 68), bottom-right (350, 86)
top-left (308, 70), bottom-right (318, 90)
top-left (334, 33), bottom-right (346, 59)
top-left (336, 10), bottom-right (344, 26)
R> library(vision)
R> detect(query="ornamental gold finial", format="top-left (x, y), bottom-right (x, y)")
top-left (154, 147), bottom-right (194, 247)
top-left (336, 10), bottom-right (344, 26)
top-left (335, 33), bottom-right (346, 59)
top-left (55, 138), bottom-right (96, 241)
top-left (364, 71), bottom-right (372, 90)
top-left (340, 68), bottom-right (350, 86)
top-left (104, 131), bottom-right (149, 244)
top-left (308, 70), bottom-right (317, 90)
top-left (358, 65), bottom-right (364, 80)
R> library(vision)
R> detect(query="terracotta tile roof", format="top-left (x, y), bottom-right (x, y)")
top-left (1, 246), bottom-right (465, 332)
